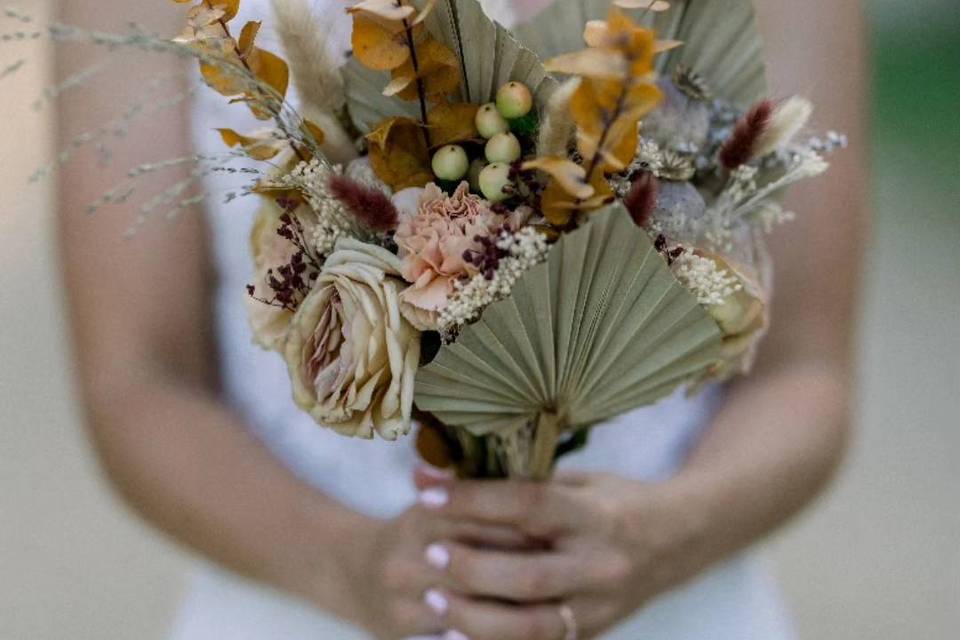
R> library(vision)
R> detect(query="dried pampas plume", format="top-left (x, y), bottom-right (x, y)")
top-left (536, 78), bottom-right (580, 158)
top-left (754, 96), bottom-right (813, 158)
top-left (271, 0), bottom-right (357, 164)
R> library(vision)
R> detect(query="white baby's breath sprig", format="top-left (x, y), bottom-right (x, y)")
top-left (265, 158), bottom-right (390, 257)
top-left (439, 227), bottom-right (550, 336)
top-left (673, 250), bottom-right (743, 307)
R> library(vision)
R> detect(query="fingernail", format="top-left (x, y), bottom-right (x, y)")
top-left (424, 588), bottom-right (449, 617)
top-left (419, 487), bottom-right (449, 509)
top-left (425, 543), bottom-right (451, 571)
top-left (443, 631), bottom-right (469, 640)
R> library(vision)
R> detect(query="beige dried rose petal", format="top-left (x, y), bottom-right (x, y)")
top-left (284, 240), bottom-right (421, 440)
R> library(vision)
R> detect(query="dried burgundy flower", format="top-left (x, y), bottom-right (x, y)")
top-left (328, 174), bottom-right (399, 232)
top-left (719, 100), bottom-right (773, 169)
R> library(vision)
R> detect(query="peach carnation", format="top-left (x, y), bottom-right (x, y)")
top-left (394, 182), bottom-right (504, 330)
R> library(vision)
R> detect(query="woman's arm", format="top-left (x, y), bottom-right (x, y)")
top-left (669, 0), bottom-right (869, 567)
top-left (58, 5), bottom-right (534, 637)
top-left (56, 2), bottom-right (370, 619)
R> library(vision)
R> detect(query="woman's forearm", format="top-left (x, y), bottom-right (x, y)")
top-left (85, 368), bottom-right (372, 620)
top-left (666, 359), bottom-right (852, 572)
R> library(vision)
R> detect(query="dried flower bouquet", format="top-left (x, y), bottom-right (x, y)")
top-left (4, 0), bottom-right (845, 479)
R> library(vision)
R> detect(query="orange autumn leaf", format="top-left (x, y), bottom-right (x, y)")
top-left (544, 48), bottom-right (627, 80)
top-left (569, 78), bottom-right (610, 138)
top-left (237, 20), bottom-right (260, 57)
top-left (248, 47), bottom-right (290, 99)
top-left (217, 128), bottom-right (287, 160)
top-left (302, 120), bottom-right (326, 147)
top-left (585, 118), bottom-right (638, 173)
top-left (200, 55), bottom-right (246, 96)
top-left (173, 0), bottom-right (241, 23)
top-left (211, 0), bottom-right (241, 22)
top-left (596, 9), bottom-right (658, 77)
top-left (427, 103), bottom-right (479, 147)
top-left (522, 157), bottom-right (594, 200)
top-left (351, 14), bottom-right (412, 71)
top-left (367, 117), bottom-right (434, 191)
top-left (540, 171), bottom-right (614, 226)
top-left (173, 4), bottom-right (228, 45)
top-left (389, 37), bottom-right (460, 102)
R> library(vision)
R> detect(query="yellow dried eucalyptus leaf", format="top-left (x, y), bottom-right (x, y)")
top-left (173, 5), bottom-right (227, 45)
top-left (351, 14), bottom-right (412, 71)
top-left (237, 20), bottom-right (260, 57)
top-left (248, 47), bottom-right (290, 99)
top-left (367, 117), bottom-right (434, 190)
top-left (545, 48), bottom-right (627, 80)
top-left (539, 172), bottom-right (614, 226)
top-left (522, 157), bottom-right (593, 200)
top-left (200, 54), bottom-right (246, 97)
top-left (175, 0), bottom-right (241, 22)
top-left (382, 70), bottom-right (415, 97)
top-left (587, 119), bottom-right (638, 173)
top-left (212, 0), bottom-right (241, 22)
top-left (427, 103), bottom-right (479, 147)
top-left (390, 37), bottom-right (460, 102)
top-left (217, 128), bottom-right (287, 160)
top-left (302, 120), bottom-right (326, 147)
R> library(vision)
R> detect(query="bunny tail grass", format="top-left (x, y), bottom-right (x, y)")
top-left (536, 78), bottom-right (580, 158)
top-left (271, 0), bottom-right (357, 163)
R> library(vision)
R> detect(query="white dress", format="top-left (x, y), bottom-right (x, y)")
top-left (171, 1), bottom-right (795, 638)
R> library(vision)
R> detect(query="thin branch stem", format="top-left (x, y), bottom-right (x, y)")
top-left (398, 1), bottom-right (432, 149)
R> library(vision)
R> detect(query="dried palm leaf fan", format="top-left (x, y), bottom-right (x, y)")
top-left (512, 0), bottom-right (768, 107)
top-left (342, 0), bottom-right (559, 133)
top-left (415, 206), bottom-right (724, 478)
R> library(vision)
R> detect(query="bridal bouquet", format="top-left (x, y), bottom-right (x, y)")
top-left (7, 0), bottom-right (844, 478)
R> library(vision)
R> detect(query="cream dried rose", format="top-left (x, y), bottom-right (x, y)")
top-left (284, 239), bottom-right (421, 440)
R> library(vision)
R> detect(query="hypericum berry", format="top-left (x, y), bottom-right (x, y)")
top-left (496, 81), bottom-right (533, 119)
top-left (475, 103), bottom-right (510, 139)
top-left (432, 144), bottom-right (469, 181)
top-left (485, 132), bottom-right (522, 163)
top-left (479, 162), bottom-right (513, 203)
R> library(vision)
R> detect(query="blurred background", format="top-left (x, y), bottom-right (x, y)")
top-left (1, 0), bottom-right (957, 638)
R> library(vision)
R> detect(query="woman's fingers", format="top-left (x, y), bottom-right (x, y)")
top-left (424, 506), bottom-right (535, 550)
top-left (442, 592), bottom-right (570, 640)
top-left (376, 596), bottom-right (446, 638)
top-left (421, 480), bottom-right (581, 537)
top-left (431, 541), bottom-right (586, 602)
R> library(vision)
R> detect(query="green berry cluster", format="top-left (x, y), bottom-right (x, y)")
top-left (429, 81), bottom-right (535, 203)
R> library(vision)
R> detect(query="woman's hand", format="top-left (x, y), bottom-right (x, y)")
top-left (338, 478), bottom-right (536, 640)
top-left (414, 470), bottom-right (710, 640)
